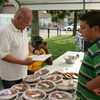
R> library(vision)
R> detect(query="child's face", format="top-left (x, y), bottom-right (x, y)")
top-left (33, 41), bottom-right (42, 50)
top-left (79, 21), bottom-right (95, 42)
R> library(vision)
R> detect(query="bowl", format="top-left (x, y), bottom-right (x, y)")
top-left (57, 79), bottom-right (77, 94)
top-left (36, 80), bottom-right (56, 93)
top-left (46, 74), bottom-right (63, 84)
top-left (0, 88), bottom-right (19, 100)
top-left (63, 55), bottom-right (78, 64)
top-left (48, 91), bottom-right (72, 100)
top-left (34, 69), bottom-right (50, 79)
top-left (24, 79), bottom-right (41, 86)
top-left (11, 84), bottom-right (30, 94)
top-left (23, 74), bottom-right (40, 82)
top-left (23, 89), bottom-right (46, 100)
top-left (23, 74), bottom-right (41, 86)
top-left (57, 82), bottom-right (76, 91)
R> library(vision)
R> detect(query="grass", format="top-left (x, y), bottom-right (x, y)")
top-left (0, 35), bottom-right (80, 86)
top-left (42, 35), bottom-right (80, 67)
top-left (45, 35), bottom-right (75, 60)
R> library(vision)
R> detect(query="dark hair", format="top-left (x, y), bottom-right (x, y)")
top-left (80, 11), bottom-right (100, 28)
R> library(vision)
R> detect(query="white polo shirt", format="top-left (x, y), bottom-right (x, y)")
top-left (0, 21), bottom-right (29, 81)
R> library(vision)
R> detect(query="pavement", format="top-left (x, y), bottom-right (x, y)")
top-left (39, 29), bottom-right (73, 39)
top-left (27, 29), bottom-right (73, 42)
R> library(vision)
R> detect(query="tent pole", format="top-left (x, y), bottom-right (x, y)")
top-left (15, 0), bottom-right (21, 8)
top-left (82, 0), bottom-right (85, 52)
top-left (83, 0), bottom-right (85, 13)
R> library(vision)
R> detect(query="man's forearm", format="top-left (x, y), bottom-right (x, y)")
top-left (2, 55), bottom-right (24, 65)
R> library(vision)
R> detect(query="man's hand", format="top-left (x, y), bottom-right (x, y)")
top-left (23, 57), bottom-right (34, 65)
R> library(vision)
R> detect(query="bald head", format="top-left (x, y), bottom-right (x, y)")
top-left (12, 7), bottom-right (33, 30)
top-left (15, 7), bottom-right (33, 20)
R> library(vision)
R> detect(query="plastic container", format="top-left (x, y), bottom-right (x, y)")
top-left (36, 80), bottom-right (56, 93)
top-left (34, 69), bottom-right (50, 79)
top-left (23, 74), bottom-right (40, 83)
top-left (11, 84), bottom-right (30, 94)
top-left (23, 89), bottom-right (46, 100)
top-left (46, 74), bottom-right (63, 84)
top-left (0, 88), bottom-right (19, 100)
top-left (48, 91), bottom-right (72, 100)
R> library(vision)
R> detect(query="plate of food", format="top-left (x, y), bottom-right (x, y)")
top-left (34, 69), bottom-right (50, 79)
top-left (46, 74), bottom-right (63, 84)
top-left (51, 71), bottom-right (63, 75)
top-left (23, 74), bottom-right (40, 83)
top-left (23, 74), bottom-right (41, 86)
top-left (48, 91), bottom-right (72, 100)
top-left (0, 88), bottom-right (19, 100)
top-left (11, 84), bottom-right (30, 94)
top-left (36, 80), bottom-right (56, 93)
top-left (23, 89), bottom-right (46, 100)
top-left (24, 79), bottom-right (41, 86)
top-left (62, 72), bottom-right (78, 79)
top-left (57, 79), bottom-right (76, 91)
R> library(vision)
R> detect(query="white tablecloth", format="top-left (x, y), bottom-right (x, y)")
top-left (40, 51), bottom-right (84, 100)
top-left (43, 51), bottom-right (84, 73)
top-left (16, 51), bottom-right (84, 100)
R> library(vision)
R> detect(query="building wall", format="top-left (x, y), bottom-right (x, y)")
top-left (0, 2), bottom-right (73, 28)
top-left (1, 6), bottom-right (16, 14)
top-left (38, 11), bottom-right (51, 18)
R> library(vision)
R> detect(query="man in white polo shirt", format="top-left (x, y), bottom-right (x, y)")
top-left (0, 7), bottom-right (40, 89)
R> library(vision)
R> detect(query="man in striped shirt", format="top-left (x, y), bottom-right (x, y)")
top-left (76, 11), bottom-right (100, 100)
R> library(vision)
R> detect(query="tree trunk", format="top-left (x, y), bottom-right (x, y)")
top-left (73, 11), bottom-right (77, 36)
top-left (31, 10), bottom-right (39, 43)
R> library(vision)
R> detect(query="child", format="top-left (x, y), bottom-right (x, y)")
top-left (76, 11), bottom-right (100, 100)
top-left (28, 36), bottom-right (52, 74)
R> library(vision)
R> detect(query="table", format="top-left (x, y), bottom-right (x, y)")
top-left (17, 51), bottom-right (84, 100)
top-left (41, 51), bottom-right (84, 100)
top-left (43, 51), bottom-right (84, 73)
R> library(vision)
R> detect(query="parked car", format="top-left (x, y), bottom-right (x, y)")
top-left (64, 23), bottom-right (80, 31)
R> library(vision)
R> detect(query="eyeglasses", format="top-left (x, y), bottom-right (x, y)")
top-left (20, 16), bottom-right (30, 25)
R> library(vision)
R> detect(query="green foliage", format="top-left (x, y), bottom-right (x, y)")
top-left (0, 0), bottom-right (8, 12)
top-left (47, 10), bottom-right (70, 23)
top-left (77, 10), bottom-right (100, 19)
top-left (77, 10), bottom-right (86, 20)
top-left (47, 10), bottom-right (90, 23)
top-left (0, 0), bottom-right (8, 5)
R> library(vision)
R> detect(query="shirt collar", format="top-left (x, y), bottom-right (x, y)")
top-left (10, 21), bottom-right (23, 33)
top-left (86, 38), bottom-right (100, 51)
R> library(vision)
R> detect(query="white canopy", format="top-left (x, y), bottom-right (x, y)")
top-left (9, 0), bottom-right (100, 10)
